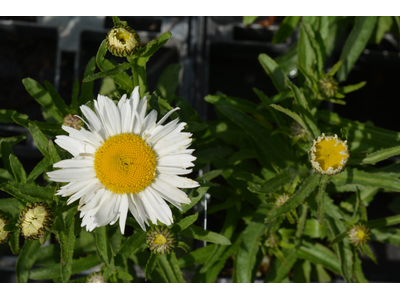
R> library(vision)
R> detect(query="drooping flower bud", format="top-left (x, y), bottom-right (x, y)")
top-left (318, 76), bottom-right (339, 98)
top-left (87, 272), bottom-right (106, 283)
top-left (348, 223), bottom-right (370, 246)
top-left (309, 133), bottom-right (350, 175)
top-left (146, 226), bottom-right (176, 255)
top-left (0, 214), bottom-right (11, 244)
top-left (63, 114), bottom-right (83, 130)
top-left (106, 26), bottom-right (141, 57)
top-left (18, 202), bottom-right (53, 243)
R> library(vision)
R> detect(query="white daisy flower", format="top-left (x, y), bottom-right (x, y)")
top-left (47, 87), bottom-right (199, 234)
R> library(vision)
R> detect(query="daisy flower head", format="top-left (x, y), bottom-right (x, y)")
top-left (47, 87), bottom-right (199, 234)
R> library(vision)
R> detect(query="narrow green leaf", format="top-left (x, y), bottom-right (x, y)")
top-left (258, 53), bottom-right (289, 93)
top-left (248, 168), bottom-right (299, 195)
top-left (9, 154), bottom-right (26, 184)
top-left (167, 252), bottom-right (185, 283)
top-left (317, 175), bottom-right (329, 224)
top-left (273, 16), bottom-right (301, 44)
top-left (218, 105), bottom-right (292, 168)
top-left (58, 208), bottom-right (77, 282)
top-left (339, 81), bottom-right (366, 94)
top-left (27, 157), bottom-right (52, 184)
top-left (44, 81), bottom-right (69, 117)
top-left (181, 185), bottom-right (210, 214)
top-left (352, 248), bottom-right (368, 283)
top-left (181, 225), bottom-right (231, 245)
top-left (22, 78), bottom-right (63, 122)
top-left (115, 230), bottom-right (146, 266)
top-left (145, 252), bottom-right (159, 281)
top-left (155, 63), bottom-right (180, 102)
top-left (297, 241), bottom-right (340, 274)
top-left (94, 226), bottom-right (114, 267)
top-left (298, 22), bottom-right (318, 83)
top-left (326, 60), bottom-right (343, 77)
top-left (243, 16), bottom-right (258, 26)
top-left (79, 57), bottom-right (96, 104)
top-left (236, 204), bottom-right (272, 282)
top-left (157, 254), bottom-right (179, 283)
top-left (178, 244), bottom-right (217, 268)
top-left (0, 140), bottom-right (15, 180)
top-left (270, 104), bottom-right (312, 140)
top-left (286, 80), bottom-right (320, 138)
top-left (137, 32), bottom-right (172, 67)
top-left (331, 168), bottom-right (400, 192)
top-left (368, 214), bottom-right (400, 229)
top-left (373, 16), bottom-right (393, 44)
top-left (171, 213), bottom-right (198, 234)
top-left (293, 259), bottom-right (311, 283)
top-left (254, 88), bottom-right (284, 128)
top-left (9, 228), bottom-right (20, 255)
top-left (83, 62), bottom-right (131, 82)
top-left (264, 248), bottom-right (297, 282)
top-left (205, 94), bottom-right (259, 114)
top-left (350, 145), bottom-right (400, 165)
top-left (0, 182), bottom-right (55, 203)
top-left (16, 240), bottom-right (41, 282)
top-left (337, 17), bottom-right (377, 82)
top-left (28, 123), bottom-right (49, 158)
top-left (265, 172), bottom-right (319, 223)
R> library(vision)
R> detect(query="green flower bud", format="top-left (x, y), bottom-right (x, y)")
top-left (18, 202), bottom-right (53, 243)
top-left (275, 193), bottom-right (290, 207)
top-left (146, 226), bottom-right (176, 255)
top-left (0, 213), bottom-right (11, 244)
top-left (63, 114), bottom-right (83, 130)
top-left (348, 223), bottom-right (370, 246)
top-left (106, 26), bottom-right (141, 57)
top-left (290, 122), bottom-right (307, 139)
top-left (318, 76), bottom-right (339, 98)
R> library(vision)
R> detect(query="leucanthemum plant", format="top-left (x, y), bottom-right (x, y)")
top-left (47, 87), bottom-right (199, 233)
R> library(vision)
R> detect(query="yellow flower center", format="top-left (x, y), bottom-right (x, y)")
top-left (153, 234), bottom-right (167, 246)
top-left (94, 133), bottom-right (157, 194)
top-left (0, 218), bottom-right (9, 241)
top-left (21, 206), bottom-right (47, 237)
top-left (356, 230), bottom-right (365, 240)
top-left (314, 139), bottom-right (347, 171)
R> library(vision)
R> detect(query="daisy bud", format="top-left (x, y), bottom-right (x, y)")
top-left (18, 202), bottom-right (54, 243)
top-left (275, 193), bottom-right (290, 207)
top-left (348, 223), bottom-right (370, 246)
top-left (146, 226), bottom-right (176, 255)
top-left (290, 122), bottom-right (307, 139)
top-left (309, 133), bottom-right (350, 175)
top-left (106, 25), bottom-right (141, 57)
top-left (87, 273), bottom-right (106, 283)
top-left (0, 214), bottom-right (11, 244)
top-left (63, 114), bottom-right (83, 130)
top-left (265, 233), bottom-right (279, 248)
top-left (318, 76), bottom-right (338, 98)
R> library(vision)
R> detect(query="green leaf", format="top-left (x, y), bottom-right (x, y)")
top-left (350, 145), bottom-right (400, 165)
top-left (286, 80), bottom-right (320, 138)
top-left (155, 63), bottom-right (181, 102)
top-left (83, 62), bottom-right (131, 82)
top-left (326, 60), bottom-right (343, 77)
top-left (316, 175), bottom-right (329, 224)
top-left (171, 213), bottom-right (198, 234)
top-left (205, 94), bottom-right (259, 114)
top-left (115, 230), bottom-right (146, 266)
top-left (96, 41), bottom-right (134, 93)
top-left (352, 248), bottom-right (368, 283)
top-left (331, 168), bottom-right (400, 192)
top-left (0, 182), bottom-right (55, 203)
top-left (16, 240), bottom-right (41, 282)
top-left (254, 88), bottom-right (285, 128)
top-left (373, 16), bottom-right (393, 44)
top-left (22, 78), bottom-right (64, 123)
top-left (248, 168), bottom-right (299, 195)
top-left (44, 81), bottom-right (69, 117)
top-left (157, 252), bottom-right (185, 283)
top-left (94, 226), bottom-right (115, 268)
top-left (258, 53), bottom-right (289, 93)
top-left (243, 16), bottom-right (258, 26)
top-left (339, 81), bottom-right (367, 94)
top-left (265, 172), bottom-right (320, 223)
top-left (273, 16), bottom-right (301, 44)
top-left (9, 228), bottom-right (20, 255)
top-left (293, 259), bottom-right (311, 283)
top-left (297, 241), bottom-right (340, 274)
top-left (298, 22), bottom-right (318, 84)
top-left (264, 248), bottom-right (298, 282)
top-left (137, 31), bottom-right (172, 67)
top-left (180, 225), bottom-right (231, 245)
top-left (9, 154), bottom-right (26, 184)
top-left (337, 17), bottom-right (377, 82)
top-left (270, 104), bottom-right (312, 140)
top-left (145, 252), bottom-right (159, 281)
top-left (368, 214), bottom-right (400, 229)
top-left (79, 57), bottom-right (96, 104)
top-left (27, 157), bottom-right (52, 184)
top-left (28, 123), bottom-right (49, 158)
top-left (181, 184), bottom-right (210, 214)
top-left (236, 204), bottom-right (271, 282)
top-left (0, 110), bottom-right (28, 124)
top-left (178, 244), bottom-right (217, 268)
top-left (218, 105), bottom-right (292, 169)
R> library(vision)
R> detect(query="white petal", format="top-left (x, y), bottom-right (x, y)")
top-left (80, 105), bottom-right (107, 140)
top-left (47, 168), bottom-right (96, 182)
top-left (118, 196), bottom-right (129, 234)
top-left (158, 173), bottom-right (200, 188)
top-left (157, 154), bottom-right (196, 169)
top-left (157, 107), bottom-right (180, 126)
top-left (67, 180), bottom-right (101, 204)
top-left (53, 158), bottom-right (94, 169)
top-left (157, 166), bottom-right (193, 175)
top-left (151, 177), bottom-right (191, 205)
top-left (127, 194), bottom-right (146, 230)
top-left (55, 179), bottom-right (95, 197)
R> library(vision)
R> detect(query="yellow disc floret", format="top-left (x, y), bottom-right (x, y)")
top-left (94, 133), bottom-right (157, 194)
top-left (0, 216), bottom-right (11, 244)
top-left (309, 133), bottom-right (350, 175)
top-left (21, 205), bottom-right (48, 237)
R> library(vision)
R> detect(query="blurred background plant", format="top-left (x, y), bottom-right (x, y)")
top-left (1, 15), bottom-right (400, 283)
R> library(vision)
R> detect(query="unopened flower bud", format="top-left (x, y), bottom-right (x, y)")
top-left (18, 202), bottom-right (53, 242)
top-left (309, 133), bottom-right (350, 175)
top-left (146, 226), bottom-right (176, 255)
top-left (348, 223), bottom-right (370, 246)
top-left (0, 214), bottom-right (11, 244)
top-left (63, 114), bottom-right (83, 130)
top-left (106, 26), bottom-right (141, 57)
top-left (319, 76), bottom-right (338, 98)
top-left (87, 272), bottom-right (106, 283)
top-left (290, 122), bottom-right (307, 139)
top-left (275, 193), bottom-right (290, 207)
